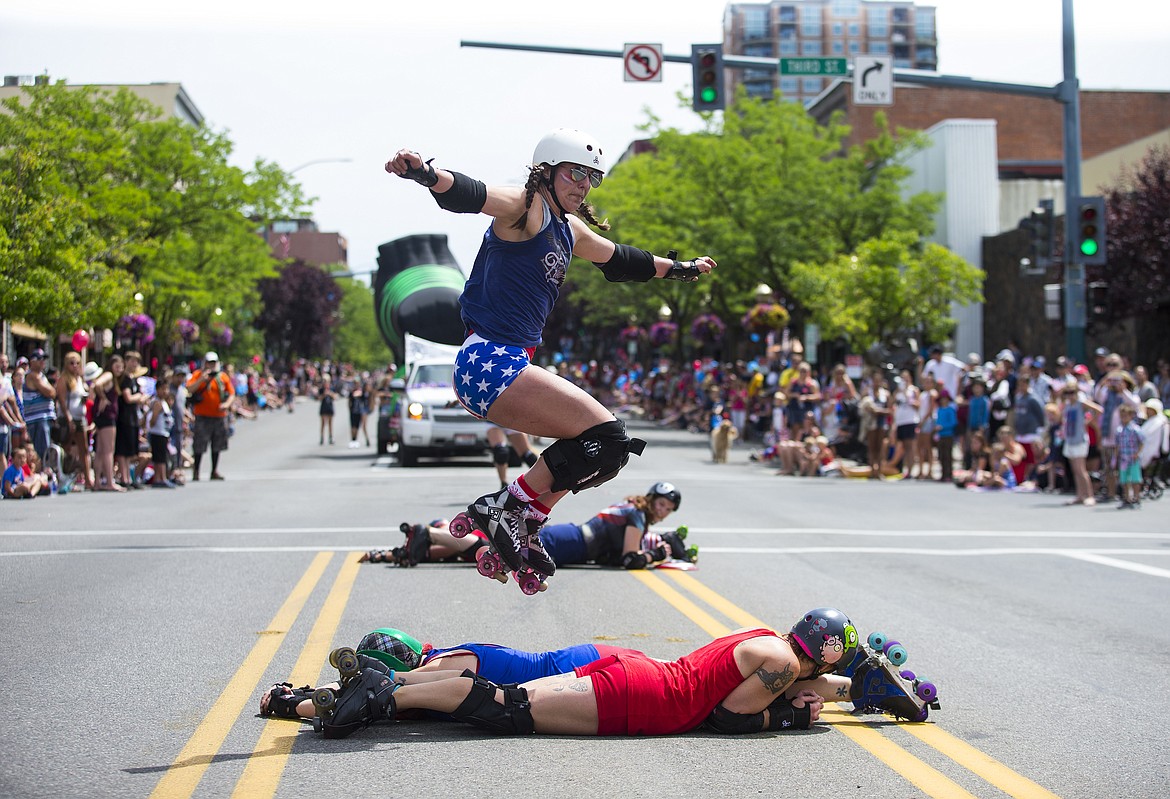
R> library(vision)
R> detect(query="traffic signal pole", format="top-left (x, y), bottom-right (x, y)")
top-left (1059, 0), bottom-right (1087, 363)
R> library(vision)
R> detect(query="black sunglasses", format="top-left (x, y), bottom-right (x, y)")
top-left (566, 165), bottom-right (603, 188)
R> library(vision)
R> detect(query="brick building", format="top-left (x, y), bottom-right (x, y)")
top-left (262, 219), bottom-right (348, 268)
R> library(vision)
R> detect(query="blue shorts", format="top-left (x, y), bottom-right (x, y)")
top-left (454, 335), bottom-right (532, 419)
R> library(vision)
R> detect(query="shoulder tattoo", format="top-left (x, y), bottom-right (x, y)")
top-left (755, 663), bottom-right (795, 695)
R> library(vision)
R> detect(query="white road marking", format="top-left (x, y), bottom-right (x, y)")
top-left (1, 545), bottom-right (1167, 580)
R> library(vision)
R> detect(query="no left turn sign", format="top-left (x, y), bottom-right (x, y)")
top-left (624, 43), bottom-right (663, 82)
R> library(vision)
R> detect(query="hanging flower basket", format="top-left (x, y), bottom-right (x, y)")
top-left (689, 313), bottom-right (726, 345)
top-left (209, 321), bottom-right (234, 348)
top-left (115, 313), bottom-right (156, 345)
top-left (175, 318), bottom-right (201, 344)
top-left (741, 303), bottom-right (790, 335)
top-left (648, 321), bottom-right (678, 348)
top-left (619, 325), bottom-right (647, 343)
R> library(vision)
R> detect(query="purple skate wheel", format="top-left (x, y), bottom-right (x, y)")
top-left (449, 513), bottom-right (474, 539)
top-left (916, 681), bottom-right (938, 702)
top-left (885, 644), bottom-right (908, 666)
top-left (868, 631), bottom-right (887, 650)
top-left (476, 549), bottom-right (501, 578)
top-left (899, 669), bottom-right (917, 681)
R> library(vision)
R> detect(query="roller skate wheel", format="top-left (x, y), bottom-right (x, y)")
top-left (868, 631), bottom-right (887, 651)
top-left (312, 716), bottom-right (323, 734)
top-left (333, 648), bottom-right (360, 679)
top-left (312, 687), bottom-right (336, 714)
top-left (885, 644), bottom-right (908, 667)
top-left (328, 646), bottom-right (354, 669)
top-left (399, 522), bottom-right (412, 535)
top-left (476, 548), bottom-right (502, 578)
top-left (676, 525), bottom-right (688, 541)
top-left (449, 514), bottom-right (474, 539)
top-left (916, 681), bottom-right (938, 702)
top-left (517, 572), bottom-right (542, 596)
top-left (899, 669), bottom-right (917, 681)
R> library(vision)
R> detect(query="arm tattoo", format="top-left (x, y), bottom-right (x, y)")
top-left (755, 664), bottom-right (795, 695)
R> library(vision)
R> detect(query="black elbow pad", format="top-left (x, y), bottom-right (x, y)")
top-left (594, 243), bottom-right (656, 283)
top-left (705, 703), bottom-right (764, 734)
top-left (431, 170), bottom-right (487, 214)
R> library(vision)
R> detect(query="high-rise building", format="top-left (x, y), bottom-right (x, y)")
top-left (724, 0), bottom-right (937, 105)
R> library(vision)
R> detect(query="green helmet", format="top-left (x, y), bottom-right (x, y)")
top-left (356, 627), bottom-right (424, 671)
top-left (790, 608), bottom-right (858, 671)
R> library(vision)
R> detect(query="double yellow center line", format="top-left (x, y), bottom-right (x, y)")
top-left (632, 569), bottom-right (1061, 799)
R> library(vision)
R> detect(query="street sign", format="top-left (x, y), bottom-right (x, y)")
top-left (779, 57), bottom-right (847, 76)
top-left (853, 55), bottom-right (893, 106)
top-left (624, 43), bottom-right (663, 82)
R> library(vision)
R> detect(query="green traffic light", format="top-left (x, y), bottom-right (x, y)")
top-left (700, 87), bottom-right (718, 103)
top-left (1080, 239), bottom-right (1099, 256)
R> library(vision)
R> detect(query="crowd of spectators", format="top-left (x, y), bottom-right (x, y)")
top-left (546, 343), bottom-right (1170, 510)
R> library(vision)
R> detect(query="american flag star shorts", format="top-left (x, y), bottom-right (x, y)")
top-left (454, 334), bottom-right (533, 419)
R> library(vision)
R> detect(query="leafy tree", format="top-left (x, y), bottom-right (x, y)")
top-left (255, 261), bottom-right (342, 364)
top-left (0, 81), bottom-right (309, 343)
top-left (565, 93), bottom-right (943, 357)
top-left (1098, 144), bottom-right (1170, 317)
top-left (788, 233), bottom-right (984, 350)
top-left (331, 275), bottom-right (391, 370)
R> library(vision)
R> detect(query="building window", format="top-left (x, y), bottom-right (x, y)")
top-left (802, 78), bottom-right (824, 95)
top-left (802, 41), bottom-right (822, 56)
top-left (848, 22), bottom-right (861, 37)
top-left (848, 41), bottom-right (860, 55)
top-left (747, 82), bottom-right (774, 99)
top-left (778, 5), bottom-right (797, 23)
top-left (915, 8), bottom-right (935, 40)
top-left (894, 58), bottom-right (912, 69)
top-left (780, 77), bottom-right (799, 96)
top-left (742, 6), bottom-right (769, 40)
top-left (831, 40), bottom-right (844, 55)
top-left (801, 7), bottom-right (822, 36)
top-left (832, 22), bottom-right (843, 36)
top-left (867, 6), bottom-right (888, 37)
top-left (869, 41), bottom-right (888, 55)
top-left (831, 0), bottom-right (860, 17)
top-left (916, 45), bottom-right (936, 62)
top-left (779, 39), bottom-right (798, 55)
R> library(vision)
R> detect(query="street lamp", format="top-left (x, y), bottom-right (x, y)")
top-left (289, 157), bottom-right (352, 174)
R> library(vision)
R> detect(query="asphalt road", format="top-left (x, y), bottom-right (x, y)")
top-left (2, 399), bottom-right (1167, 799)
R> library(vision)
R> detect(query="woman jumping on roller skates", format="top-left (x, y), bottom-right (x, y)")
top-left (385, 130), bottom-right (716, 588)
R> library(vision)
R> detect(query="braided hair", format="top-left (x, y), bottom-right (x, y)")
top-left (510, 165), bottom-right (610, 232)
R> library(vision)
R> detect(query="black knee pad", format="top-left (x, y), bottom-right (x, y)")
top-left (522, 450), bottom-right (539, 467)
top-left (543, 420), bottom-right (647, 493)
top-left (450, 670), bottom-right (535, 735)
top-left (493, 444), bottom-right (510, 465)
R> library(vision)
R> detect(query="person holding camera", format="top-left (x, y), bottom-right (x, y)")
top-left (185, 351), bottom-right (234, 481)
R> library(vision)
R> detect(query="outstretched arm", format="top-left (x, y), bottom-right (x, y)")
top-left (568, 216), bottom-right (717, 283)
top-left (385, 148), bottom-right (526, 223)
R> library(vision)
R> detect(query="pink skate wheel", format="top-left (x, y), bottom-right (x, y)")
top-left (517, 572), bottom-right (542, 595)
top-left (449, 513), bottom-right (474, 539)
top-left (476, 549), bottom-right (501, 578)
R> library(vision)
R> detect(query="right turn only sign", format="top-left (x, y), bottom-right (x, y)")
top-left (853, 55), bottom-right (893, 106)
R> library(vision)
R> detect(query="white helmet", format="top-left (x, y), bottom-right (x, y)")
top-left (532, 128), bottom-right (607, 175)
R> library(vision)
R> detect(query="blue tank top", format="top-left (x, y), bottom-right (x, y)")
top-left (423, 643), bottom-right (603, 684)
top-left (459, 202), bottom-right (573, 348)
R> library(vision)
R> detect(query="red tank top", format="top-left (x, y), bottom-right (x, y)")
top-left (579, 628), bottom-right (777, 735)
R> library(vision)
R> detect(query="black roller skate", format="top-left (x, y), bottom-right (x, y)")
top-left (520, 511), bottom-right (555, 578)
top-left (398, 522), bottom-right (432, 567)
top-left (661, 528), bottom-right (698, 563)
top-left (451, 487), bottom-right (528, 573)
top-left (313, 647), bottom-right (400, 739)
top-left (848, 631), bottom-right (940, 722)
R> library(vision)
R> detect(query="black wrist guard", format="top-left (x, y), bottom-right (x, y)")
top-left (621, 551), bottom-right (651, 570)
top-left (402, 156), bottom-right (438, 187)
top-left (765, 695), bottom-right (813, 730)
top-left (706, 703), bottom-right (764, 734)
top-left (595, 243), bottom-right (656, 283)
top-left (432, 170), bottom-right (487, 214)
top-left (665, 258), bottom-right (702, 282)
